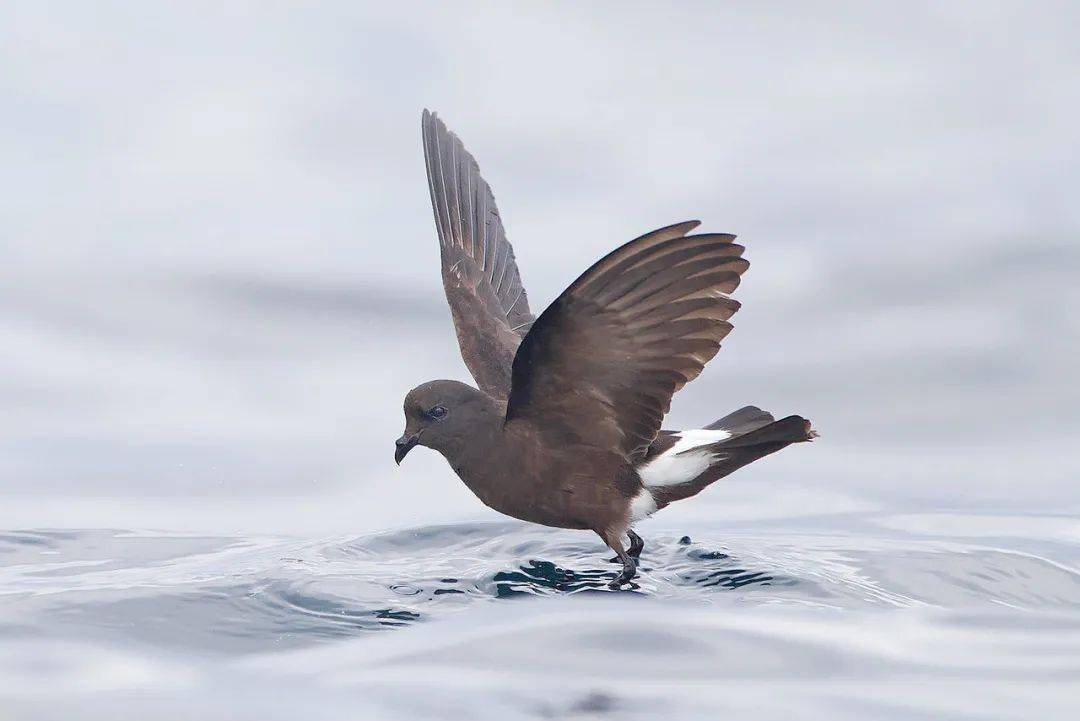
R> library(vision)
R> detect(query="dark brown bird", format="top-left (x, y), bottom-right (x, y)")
top-left (396, 110), bottom-right (816, 588)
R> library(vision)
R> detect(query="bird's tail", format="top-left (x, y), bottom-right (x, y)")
top-left (644, 406), bottom-right (816, 508)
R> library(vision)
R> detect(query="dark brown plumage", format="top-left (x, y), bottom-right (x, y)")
top-left (421, 109), bottom-right (532, 399)
top-left (397, 110), bottom-right (815, 588)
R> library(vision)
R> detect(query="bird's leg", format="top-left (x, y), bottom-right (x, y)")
top-left (600, 530), bottom-right (637, 589)
top-left (608, 529), bottom-right (645, 563)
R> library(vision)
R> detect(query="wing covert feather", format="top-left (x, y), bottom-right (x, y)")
top-left (505, 222), bottom-right (748, 459)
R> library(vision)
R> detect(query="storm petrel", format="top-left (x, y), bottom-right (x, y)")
top-left (396, 110), bottom-right (815, 588)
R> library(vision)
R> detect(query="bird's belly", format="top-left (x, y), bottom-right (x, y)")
top-left (451, 441), bottom-right (632, 532)
top-left (461, 471), bottom-right (618, 531)
top-left (487, 499), bottom-right (594, 530)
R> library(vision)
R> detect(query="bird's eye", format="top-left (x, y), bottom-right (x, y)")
top-left (427, 405), bottom-right (448, 420)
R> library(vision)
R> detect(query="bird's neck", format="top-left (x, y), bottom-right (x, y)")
top-left (437, 396), bottom-right (508, 496)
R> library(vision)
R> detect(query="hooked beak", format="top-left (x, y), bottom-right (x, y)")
top-left (394, 433), bottom-right (419, 465)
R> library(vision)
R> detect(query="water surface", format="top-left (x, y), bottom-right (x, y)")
top-left (3, 511), bottom-right (1078, 719)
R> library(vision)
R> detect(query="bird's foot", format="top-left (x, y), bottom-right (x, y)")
top-left (608, 556), bottom-right (638, 589)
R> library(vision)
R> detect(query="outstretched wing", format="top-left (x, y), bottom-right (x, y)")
top-left (422, 110), bottom-right (533, 399)
top-left (505, 221), bottom-right (748, 460)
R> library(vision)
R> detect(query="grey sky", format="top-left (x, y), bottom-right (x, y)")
top-left (2, 2), bottom-right (1078, 531)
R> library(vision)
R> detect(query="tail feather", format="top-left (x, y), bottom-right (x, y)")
top-left (643, 411), bottom-right (815, 509)
top-left (713, 415), bottom-right (815, 448)
top-left (704, 405), bottom-right (775, 434)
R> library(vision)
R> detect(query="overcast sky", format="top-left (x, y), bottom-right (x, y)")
top-left (2, 2), bottom-right (1077, 532)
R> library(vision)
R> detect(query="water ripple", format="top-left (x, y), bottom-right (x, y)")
top-left (1, 519), bottom-right (1079, 654)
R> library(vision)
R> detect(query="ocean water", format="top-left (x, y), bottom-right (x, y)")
top-left (4, 510), bottom-right (1079, 720)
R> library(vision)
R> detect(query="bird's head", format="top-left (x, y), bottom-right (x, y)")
top-left (395, 379), bottom-right (491, 464)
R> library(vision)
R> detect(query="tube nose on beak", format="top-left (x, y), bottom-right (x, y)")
top-left (394, 433), bottom-right (419, 465)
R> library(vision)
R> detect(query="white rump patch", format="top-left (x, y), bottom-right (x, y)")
top-left (638, 428), bottom-right (731, 488)
top-left (629, 488), bottom-right (658, 521)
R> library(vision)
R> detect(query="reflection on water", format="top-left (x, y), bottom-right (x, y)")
top-left (1, 515), bottom-right (1079, 719)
